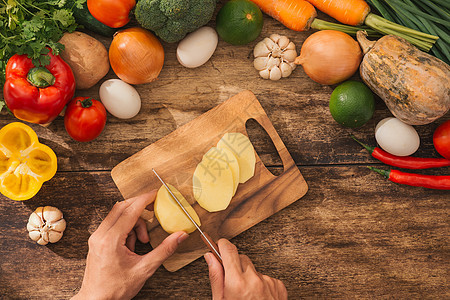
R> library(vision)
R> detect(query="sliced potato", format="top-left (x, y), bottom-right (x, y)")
top-left (217, 133), bottom-right (256, 183)
top-left (203, 147), bottom-right (240, 195)
top-left (193, 157), bottom-right (234, 212)
top-left (154, 184), bottom-right (200, 234)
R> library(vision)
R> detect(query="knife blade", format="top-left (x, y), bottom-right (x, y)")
top-left (152, 168), bottom-right (223, 264)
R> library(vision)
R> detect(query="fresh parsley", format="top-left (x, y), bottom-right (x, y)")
top-left (0, 0), bottom-right (86, 111)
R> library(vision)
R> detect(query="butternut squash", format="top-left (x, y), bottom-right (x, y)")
top-left (357, 31), bottom-right (449, 125)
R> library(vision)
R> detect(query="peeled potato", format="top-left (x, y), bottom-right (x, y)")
top-left (203, 147), bottom-right (240, 195)
top-left (154, 184), bottom-right (200, 234)
top-left (193, 157), bottom-right (234, 212)
top-left (217, 133), bottom-right (256, 183)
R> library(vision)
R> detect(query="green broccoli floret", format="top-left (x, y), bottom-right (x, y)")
top-left (135, 0), bottom-right (216, 43)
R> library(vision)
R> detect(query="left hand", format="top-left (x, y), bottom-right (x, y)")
top-left (72, 190), bottom-right (189, 300)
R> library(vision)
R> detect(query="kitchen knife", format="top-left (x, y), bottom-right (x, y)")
top-left (152, 168), bottom-right (223, 264)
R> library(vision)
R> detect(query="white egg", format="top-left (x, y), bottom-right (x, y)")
top-left (177, 27), bottom-right (218, 68)
top-left (375, 117), bottom-right (420, 156)
top-left (99, 79), bottom-right (141, 119)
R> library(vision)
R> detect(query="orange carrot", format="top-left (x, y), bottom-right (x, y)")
top-left (250, 0), bottom-right (436, 52)
top-left (305, 0), bottom-right (370, 26)
top-left (249, 0), bottom-right (317, 31)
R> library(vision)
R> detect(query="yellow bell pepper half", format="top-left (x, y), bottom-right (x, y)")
top-left (0, 122), bottom-right (57, 201)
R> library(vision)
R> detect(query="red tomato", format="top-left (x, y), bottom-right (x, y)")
top-left (87, 0), bottom-right (135, 28)
top-left (64, 97), bottom-right (107, 142)
top-left (433, 120), bottom-right (450, 159)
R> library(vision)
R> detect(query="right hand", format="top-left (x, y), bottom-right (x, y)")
top-left (205, 239), bottom-right (287, 300)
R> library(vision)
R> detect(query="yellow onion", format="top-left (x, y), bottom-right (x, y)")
top-left (295, 30), bottom-right (362, 85)
top-left (109, 27), bottom-right (164, 85)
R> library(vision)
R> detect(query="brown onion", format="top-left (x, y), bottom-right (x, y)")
top-left (109, 27), bottom-right (164, 85)
top-left (295, 30), bottom-right (362, 85)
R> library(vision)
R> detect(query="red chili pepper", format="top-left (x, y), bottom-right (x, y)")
top-left (352, 136), bottom-right (450, 169)
top-left (368, 167), bottom-right (450, 190)
top-left (3, 50), bottom-right (75, 124)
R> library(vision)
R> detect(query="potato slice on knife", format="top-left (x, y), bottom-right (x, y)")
top-left (154, 184), bottom-right (201, 234)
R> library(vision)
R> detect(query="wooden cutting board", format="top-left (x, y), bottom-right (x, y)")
top-left (111, 90), bottom-right (308, 272)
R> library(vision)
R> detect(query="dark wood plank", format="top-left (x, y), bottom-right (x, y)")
top-left (1, 167), bottom-right (448, 299)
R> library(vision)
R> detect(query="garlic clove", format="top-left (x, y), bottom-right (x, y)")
top-left (269, 34), bottom-right (281, 43)
top-left (28, 212), bottom-right (43, 229)
top-left (254, 57), bottom-right (269, 71)
top-left (43, 206), bottom-right (63, 222)
top-left (267, 57), bottom-right (276, 68)
top-left (286, 41), bottom-right (296, 51)
top-left (34, 207), bottom-right (44, 219)
top-left (37, 237), bottom-right (48, 246)
top-left (27, 206), bottom-right (66, 246)
top-left (41, 231), bottom-right (50, 243)
top-left (51, 219), bottom-right (67, 232)
top-left (29, 230), bottom-right (41, 241)
top-left (259, 69), bottom-right (270, 79)
top-left (271, 46), bottom-right (282, 58)
top-left (27, 222), bottom-right (38, 232)
top-left (48, 231), bottom-right (64, 243)
top-left (282, 49), bottom-right (297, 62)
top-left (254, 34), bottom-right (297, 80)
top-left (253, 41), bottom-right (270, 57)
top-left (269, 66), bottom-right (282, 80)
top-left (273, 57), bottom-right (281, 67)
top-left (280, 62), bottom-right (293, 77)
top-left (263, 37), bottom-right (276, 50)
top-left (278, 36), bottom-right (290, 49)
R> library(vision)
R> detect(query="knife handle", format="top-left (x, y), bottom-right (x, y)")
top-left (201, 232), bottom-right (223, 265)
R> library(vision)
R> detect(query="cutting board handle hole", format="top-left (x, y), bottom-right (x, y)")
top-left (245, 118), bottom-right (283, 176)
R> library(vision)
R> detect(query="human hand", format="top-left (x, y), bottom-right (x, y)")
top-left (73, 190), bottom-right (188, 300)
top-left (205, 239), bottom-right (287, 300)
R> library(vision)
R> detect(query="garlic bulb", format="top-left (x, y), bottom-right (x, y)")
top-left (253, 34), bottom-right (297, 80)
top-left (27, 206), bottom-right (66, 245)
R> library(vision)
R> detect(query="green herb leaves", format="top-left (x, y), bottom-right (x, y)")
top-left (0, 0), bottom-right (85, 108)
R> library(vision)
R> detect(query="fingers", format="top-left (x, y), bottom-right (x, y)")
top-left (110, 191), bottom-right (157, 237)
top-left (205, 253), bottom-right (224, 300)
top-left (126, 230), bottom-right (137, 252)
top-left (135, 218), bottom-right (149, 244)
top-left (274, 278), bottom-right (288, 299)
top-left (140, 231), bottom-right (188, 276)
top-left (125, 219), bottom-right (149, 252)
top-left (218, 239), bottom-right (243, 277)
top-left (262, 275), bottom-right (288, 299)
top-left (94, 201), bottom-right (131, 235)
top-left (239, 254), bottom-right (257, 274)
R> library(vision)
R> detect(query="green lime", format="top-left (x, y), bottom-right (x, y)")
top-left (329, 81), bottom-right (375, 128)
top-left (216, 0), bottom-right (263, 45)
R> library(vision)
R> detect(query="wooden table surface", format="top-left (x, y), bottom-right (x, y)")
top-left (1, 3), bottom-right (449, 299)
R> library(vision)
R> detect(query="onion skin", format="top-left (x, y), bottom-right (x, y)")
top-left (295, 30), bottom-right (362, 85)
top-left (109, 27), bottom-right (164, 85)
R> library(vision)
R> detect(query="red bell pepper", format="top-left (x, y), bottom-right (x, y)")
top-left (3, 51), bottom-right (76, 124)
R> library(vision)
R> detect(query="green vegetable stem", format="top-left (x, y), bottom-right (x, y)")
top-left (366, 0), bottom-right (450, 63)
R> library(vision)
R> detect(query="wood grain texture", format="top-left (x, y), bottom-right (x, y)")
top-left (111, 91), bottom-right (308, 271)
top-left (0, 1), bottom-right (449, 298)
top-left (0, 16), bottom-right (446, 173)
top-left (0, 167), bottom-right (448, 299)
